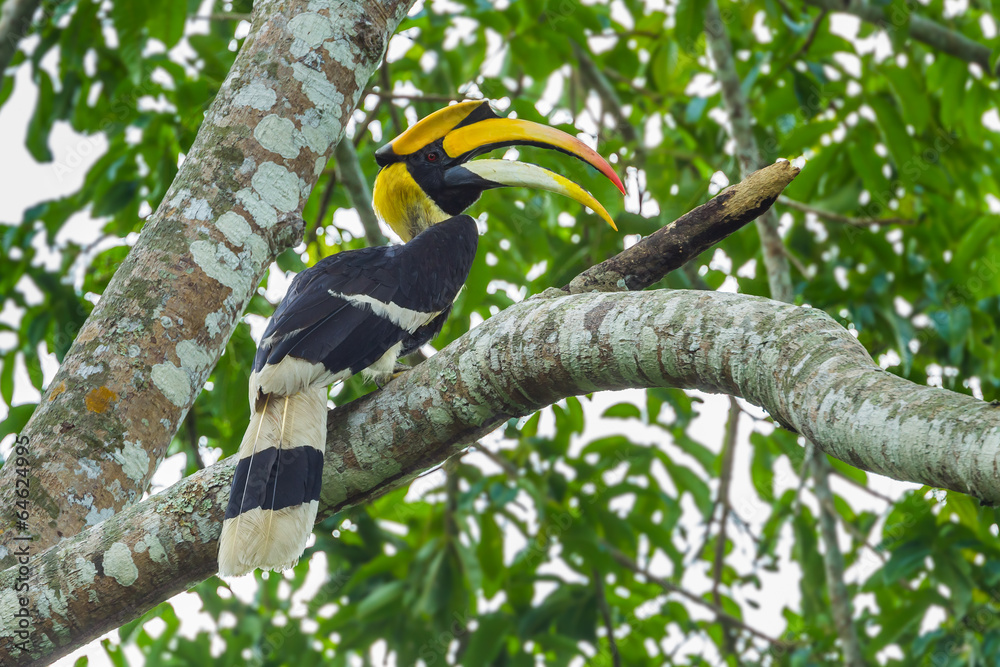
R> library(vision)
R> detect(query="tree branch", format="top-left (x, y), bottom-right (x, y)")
top-left (5, 286), bottom-right (999, 664)
top-left (334, 139), bottom-right (389, 246)
top-left (712, 396), bottom-right (741, 656)
top-left (704, 5), bottom-right (864, 657)
top-left (0, 0), bottom-right (39, 78)
top-left (810, 452), bottom-right (866, 665)
top-left (593, 567), bottom-right (622, 667)
top-left (704, 0), bottom-right (793, 303)
top-left (566, 161), bottom-right (799, 293)
top-left (779, 196), bottom-right (915, 227)
top-left (803, 0), bottom-right (999, 76)
top-left (606, 544), bottom-right (785, 647)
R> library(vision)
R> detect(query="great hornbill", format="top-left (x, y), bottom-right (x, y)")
top-left (218, 100), bottom-right (625, 577)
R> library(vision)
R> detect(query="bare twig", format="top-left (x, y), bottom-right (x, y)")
top-left (380, 66), bottom-right (405, 135)
top-left (364, 90), bottom-right (466, 104)
top-left (603, 69), bottom-right (666, 104)
top-left (712, 397), bottom-right (741, 655)
top-left (312, 171), bottom-right (338, 245)
top-left (827, 466), bottom-right (895, 504)
top-left (811, 452), bottom-right (866, 666)
top-left (593, 568), bottom-right (622, 667)
top-left (779, 242), bottom-right (810, 278)
top-left (352, 97), bottom-right (385, 148)
top-left (473, 443), bottom-right (520, 481)
top-left (334, 139), bottom-right (389, 246)
top-left (572, 43), bottom-right (641, 150)
top-left (185, 412), bottom-right (206, 471)
top-left (791, 9), bottom-right (828, 64)
top-left (606, 544), bottom-right (787, 648)
top-left (705, 0), bottom-right (793, 303)
top-left (804, 0), bottom-right (998, 76)
top-left (0, 0), bottom-right (41, 77)
top-left (780, 196), bottom-right (915, 228)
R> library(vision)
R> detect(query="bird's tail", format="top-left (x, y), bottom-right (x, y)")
top-left (218, 386), bottom-right (327, 577)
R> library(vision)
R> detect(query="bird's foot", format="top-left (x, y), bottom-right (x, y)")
top-left (373, 362), bottom-right (412, 389)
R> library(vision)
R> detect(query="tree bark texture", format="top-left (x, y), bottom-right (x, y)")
top-left (2, 288), bottom-right (998, 665)
top-left (0, 0), bottom-right (415, 570)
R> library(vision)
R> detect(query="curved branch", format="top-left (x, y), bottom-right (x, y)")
top-left (3, 288), bottom-right (997, 665)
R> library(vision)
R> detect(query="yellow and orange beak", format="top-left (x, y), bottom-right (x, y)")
top-left (375, 101), bottom-right (625, 230)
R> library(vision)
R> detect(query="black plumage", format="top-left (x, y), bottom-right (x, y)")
top-left (253, 215), bottom-right (479, 382)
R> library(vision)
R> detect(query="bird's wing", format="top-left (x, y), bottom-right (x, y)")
top-left (252, 216), bottom-right (479, 390)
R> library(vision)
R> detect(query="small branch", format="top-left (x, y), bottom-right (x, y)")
top-left (603, 69), bottom-right (666, 104)
top-left (352, 97), bottom-right (385, 148)
top-left (804, 0), bottom-right (999, 76)
top-left (779, 196), bottom-right (915, 228)
top-left (705, 0), bottom-right (793, 303)
top-left (572, 42), bottom-right (641, 150)
top-left (334, 139), bottom-right (389, 246)
top-left (473, 442), bottom-right (520, 481)
top-left (712, 397), bottom-right (740, 655)
top-left (312, 171), bottom-right (338, 246)
top-left (779, 242), bottom-right (810, 278)
top-left (443, 455), bottom-right (460, 540)
top-left (606, 544), bottom-right (787, 648)
top-left (791, 9), bottom-right (828, 64)
top-left (191, 13), bottom-right (253, 21)
top-left (810, 452), bottom-right (866, 665)
top-left (565, 161), bottom-right (799, 293)
top-left (827, 466), bottom-right (895, 504)
top-left (593, 568), bottom-right (622, 667)
top-left (365, 90), bottom-right (467, 104)
top-left (0, 0), bottom-right (41, 77)
top-left (379, 67), bottom-right (405, 134)
top-left (185, 411), bottom-right (206, 471)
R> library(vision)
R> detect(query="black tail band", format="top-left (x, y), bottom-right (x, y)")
top-left (224, 446), bottom-right (324, 519)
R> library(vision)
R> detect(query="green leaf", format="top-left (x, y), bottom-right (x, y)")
top-left (461, 613), bottom-right (510, 664)
top-left (0, 404), bottom-right (37, 440)
top-left (26, 70), bottom-right (55, 162)
top-left (356, 580), bottom-right (406, 619)
top-left (869, 94), bottom-right (914, 167)
top-left (147, 0), bottom-right (188, 48)
top-left (602, 402), bottom-right (641, 420)
top-left (884, 64), bottom-right (930, 133)
top-left (674, 0), bottom-right (707, 53)
top-left (876, 541), bottom-right (931, 585)
top-left (478, 513), bottom-right (504, 595)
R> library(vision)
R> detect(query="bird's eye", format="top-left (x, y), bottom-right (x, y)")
top-left (426, 151), bottom-right (439, 162)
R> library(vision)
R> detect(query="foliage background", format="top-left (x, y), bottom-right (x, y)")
top-left (2, 0), bottom-right (1000, 664)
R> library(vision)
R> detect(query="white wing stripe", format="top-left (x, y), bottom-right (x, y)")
top-left (328, 291), bottom-right (439, 333)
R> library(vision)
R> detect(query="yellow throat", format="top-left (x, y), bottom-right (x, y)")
top-left (372, 163), bottom-right (450, 242)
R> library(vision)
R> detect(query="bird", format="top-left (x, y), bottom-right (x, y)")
top-left (217, 100), bottom-right (626, 577)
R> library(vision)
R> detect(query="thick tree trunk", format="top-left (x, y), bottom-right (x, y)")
top-left (2, 288), bottom-right (998, 665)
top-left (0, 0), bottom-right (415, 570)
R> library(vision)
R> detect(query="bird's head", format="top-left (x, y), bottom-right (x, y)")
top-left (372, 100), bottom-right (626, 241)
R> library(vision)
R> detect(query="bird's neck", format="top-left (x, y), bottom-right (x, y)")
top-left (373, 163), bottom-right (451, 242)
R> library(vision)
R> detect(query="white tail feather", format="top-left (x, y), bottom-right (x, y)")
top-left (218, 386), bottom-right (327, 577)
